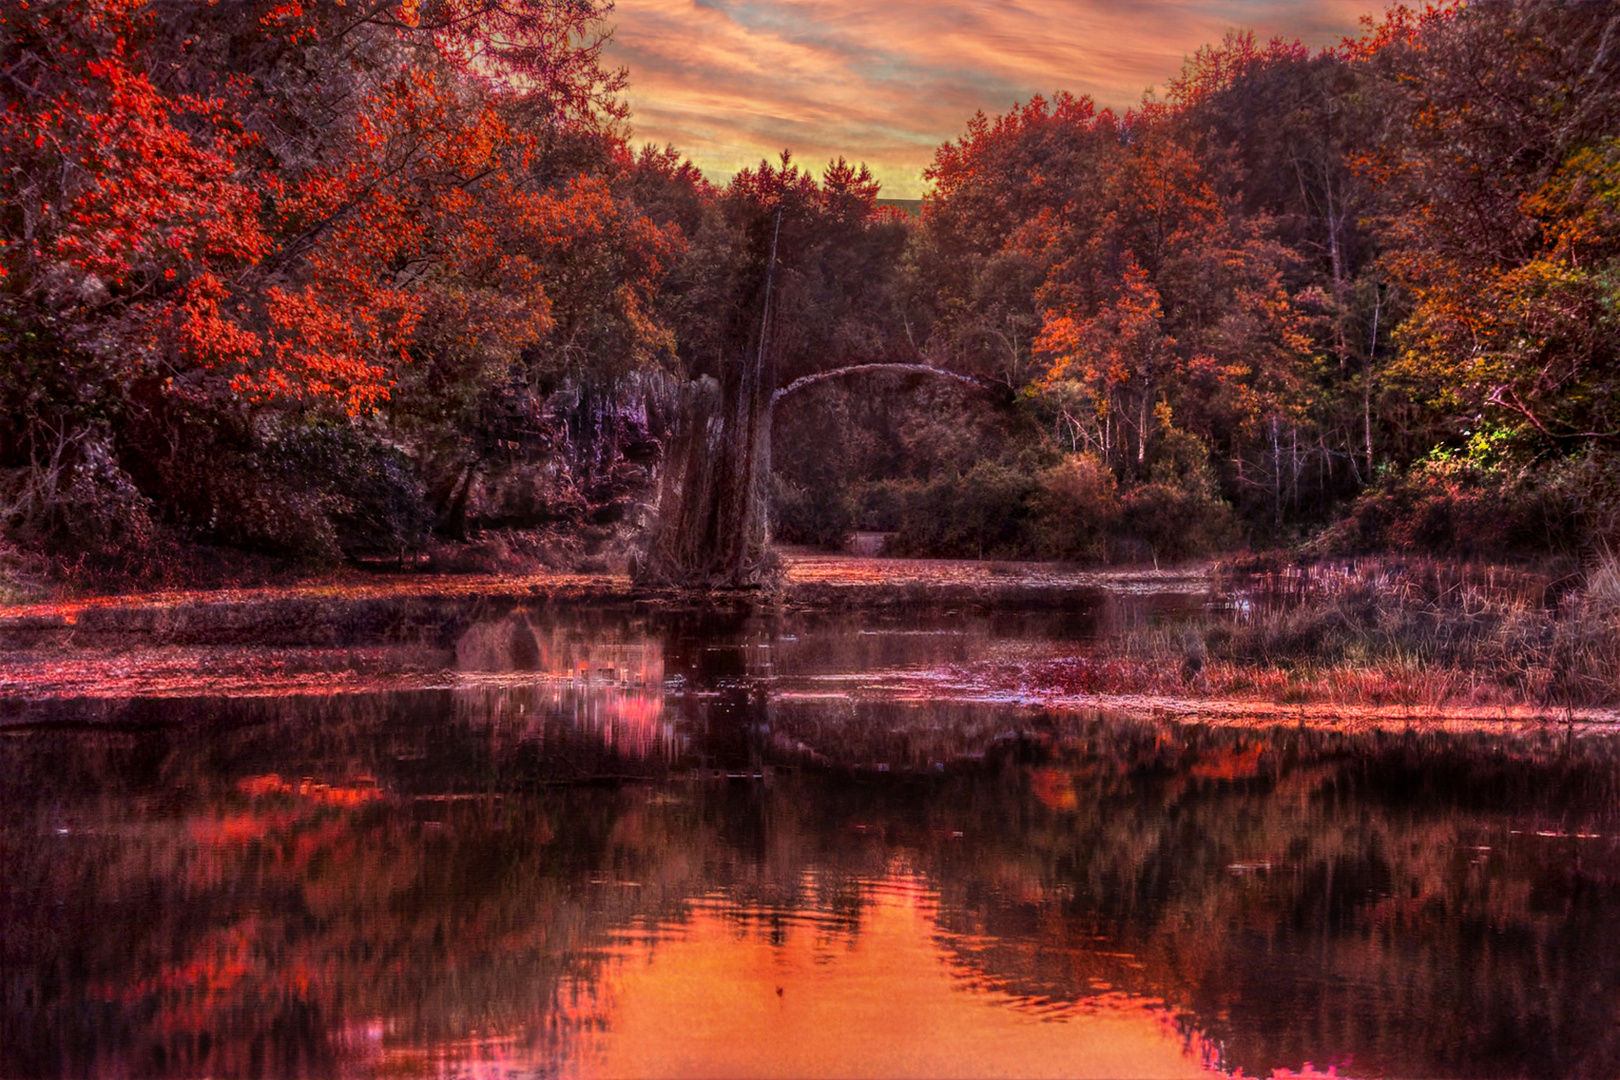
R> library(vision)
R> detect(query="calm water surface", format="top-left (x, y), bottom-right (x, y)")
top-left (5, 600), bottom-right (1620, 1078)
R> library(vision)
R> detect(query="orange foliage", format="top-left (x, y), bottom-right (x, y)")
top-left (1, 0), bottom-right (652, 415)
top-left (236, 772), bottom-right (383, 806)
top-left (1030, 767), bottom-right (1081, 811)
top-left (1188, 744), bottom-right (1266, 781)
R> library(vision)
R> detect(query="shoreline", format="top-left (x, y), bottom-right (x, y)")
top-left (0, 551), bottom-right (1210, 650)
top-left (4, 552), bottom-right (1615, 731)
top-left (5, 667), bottom-right (1614, 732)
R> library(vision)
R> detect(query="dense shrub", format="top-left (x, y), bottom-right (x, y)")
top-left (0, 429), bottom-right (153, 551)
top-left (1316, 454), bottom-right (1574, 558)
top-left (1032, 453), bottom-right (1119, 561)
top-left (888, 459), bottom-right (1037, 557)
top-left (260, 421), bottom-right (434, 560)
top-left (853, 479), bottom-right (907, 532)
top-left (111, 406), bottom-right (432, 565)
top-left (874, 451), bottom-right (1237, 564)
top-left (1544, 445), bottom-right (1620, 548)
top-left (772, 474), bottom-right (855, 549)
top-left (0, 428), bottom-right (161, 590)
top-left (1119, 481), bottom-right (1240, 563)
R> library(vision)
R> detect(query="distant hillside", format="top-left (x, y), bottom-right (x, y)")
top-left (876, 198), bottom-right (922, 217)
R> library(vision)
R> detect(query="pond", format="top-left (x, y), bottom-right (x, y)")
top-left (5, 598), bottom-right (1620, 1078)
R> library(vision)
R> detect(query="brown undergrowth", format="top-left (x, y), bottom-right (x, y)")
top-left (1021, 556), bottom-right (1620, 711)
top-left (0, 522), bottom-right (635, 605)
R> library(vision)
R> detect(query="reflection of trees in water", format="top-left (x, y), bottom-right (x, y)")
top-left (2, 749), bottom-right (717, 1077)
top-left (7, 708), bottom-right (1620, 1077)
top-left (765, 698), bottom-right (1029, 770)
top-left (919, 724), bottom-right (1620, 1078)
top-left (454, 609), bottom-right (664, 684)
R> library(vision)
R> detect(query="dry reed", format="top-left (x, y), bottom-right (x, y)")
top-left (1023, 556), bottom-right (1620, 711)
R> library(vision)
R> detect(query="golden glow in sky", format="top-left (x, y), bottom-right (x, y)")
top-left (605, 0), bottom-right (1382, 197)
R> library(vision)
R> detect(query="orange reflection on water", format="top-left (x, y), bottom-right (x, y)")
top-left (557, 873), bottom-right (1218, 1080)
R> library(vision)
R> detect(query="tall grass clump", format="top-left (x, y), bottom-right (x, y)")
top-left (1195, 557), bottom-right (1620, 708)
top-left (1054, 556), bottom-right (1620, 711)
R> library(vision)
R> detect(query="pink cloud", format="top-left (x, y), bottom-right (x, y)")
top-left (604, 0), bottom-right (1381, 197)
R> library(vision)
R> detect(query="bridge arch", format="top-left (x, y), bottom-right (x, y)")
top-left (640, 362), bottom-right (1008, 587)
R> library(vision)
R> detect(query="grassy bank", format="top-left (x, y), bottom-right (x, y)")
top-left (1020, 556), bottom-right (1620, 712)
top-left (7, 548), bottom-right (1618, 718)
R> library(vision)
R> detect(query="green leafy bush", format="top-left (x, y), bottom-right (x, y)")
top-left (1031, 453), bottom-right (1119, 561)
top-left (1119, 481), bottom-right (1240, 563)
top-left (772, 474), bottom-right (855, 549)
top-left (888, 459), bottom-right (1037, 557)
top-left (1316, 452), bottom-right (1573, 558)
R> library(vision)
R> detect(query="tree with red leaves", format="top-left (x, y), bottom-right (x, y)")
top-left (0, 0), bottom-right (674, 570)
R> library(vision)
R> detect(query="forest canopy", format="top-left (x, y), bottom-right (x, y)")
top-left (2, 0), bottom-right (1617, 589)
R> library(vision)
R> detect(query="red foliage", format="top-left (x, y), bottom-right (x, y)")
top-left (1, 0), bottom-right (648, 414)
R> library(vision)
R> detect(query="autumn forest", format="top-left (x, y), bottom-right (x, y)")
top-left (2, 0), bottom-right (1618, 591)
top-left (11, 6), bottom-right (1620, 1077)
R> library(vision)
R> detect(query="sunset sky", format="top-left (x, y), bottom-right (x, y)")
top-left (604, 0), bottom-right (1385, 198)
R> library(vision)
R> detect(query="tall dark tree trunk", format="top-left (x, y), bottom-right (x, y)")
top-left (641, 209), bottom-right (782, 588)
top-left (639, 361), bottom-right (775, 586)
top-left (440, 457), bottom-right (480, 542)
